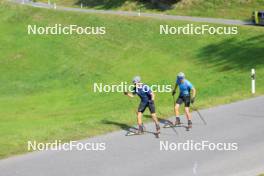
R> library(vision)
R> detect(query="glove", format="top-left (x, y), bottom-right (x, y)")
top-left (124, 92), bottom-right (128, 95)
top-left (172, 90), bottom-right (176, 96)
top-left (191, 97), bottom-right (195, 104)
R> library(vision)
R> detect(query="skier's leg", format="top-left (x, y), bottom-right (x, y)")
top-left (175, 96), bottom-right (183, 125)
top-left (137, 102), bottom-right (147, 133)
top-left (175, 103), bottom-right (180, 117)
top-left (150, 113), bottom-right (160, 133)
top-left (149, 101), bottom-right (160, 133)
top-left (185, 107), bottom-right (192, 121)
top-left (151, 113), bottom-right (159, 125)
top-left (175, 103), bottom-right (181, 125)
top-left (185, 107), bottom-right (192, 127)
top-left (137, 112), bottom-right (144, 132)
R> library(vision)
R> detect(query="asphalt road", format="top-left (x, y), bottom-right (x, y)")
top-left (11, 0), bottom-right (253, 26)
top-left (0, 96), bottom-right (263, 176)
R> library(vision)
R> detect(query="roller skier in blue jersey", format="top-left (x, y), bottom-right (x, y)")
top-left (172, 72), bottom-right (196, 128)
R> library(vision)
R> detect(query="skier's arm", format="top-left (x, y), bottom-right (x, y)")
top-left (191, 87), bottom-right (196, 104)
top-left (191, 87), bottom-right (196, 98)
top-left (124, 92), bottom-right (134, 98)
top-left (150, 92), bottom-right (155, 101)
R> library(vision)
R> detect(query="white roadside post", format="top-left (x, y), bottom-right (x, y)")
top-left (22, 0), bottom-right (25, 4)
top-left (48, 0), bottom-right (50, 6)
top-left (54, 3), bottom-right (57, 9)
top-left (81, 3), bottom-right (83, 8)
top-left (251, 68), bottom-right (256, 94)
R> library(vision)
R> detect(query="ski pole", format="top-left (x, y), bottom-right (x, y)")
top-left (173, 94), bottom-right (176, 114)
top-left (158, 109), bottom-right (178, 136)
top-left (191, 104), bottom-right (207, 125)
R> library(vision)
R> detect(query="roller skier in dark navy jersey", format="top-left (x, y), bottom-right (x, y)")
top-left (124, 76), bottom-right (160, 134)
top-left (172, 72), bottom-right (196, 128)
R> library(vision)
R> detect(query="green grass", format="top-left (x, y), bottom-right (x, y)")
top-left (0, 1), bottom-right (264, 159)
top-left (35, 0), bottom-right (264, 20)
top-left (166, 0), bottom-right (264, 20)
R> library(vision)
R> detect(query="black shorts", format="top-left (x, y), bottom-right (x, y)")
top-left (138, 101), bottom-right (156, 114)
top-left (176, 96), bottom-right (191, 107)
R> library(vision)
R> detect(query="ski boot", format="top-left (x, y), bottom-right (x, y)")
top-left (187, 120), bottom-right (192, 129)
top-left (138, 125), bottom-right (144, 134)
top-left (155, 124), bottom-right (161, 138)
top-left (175, 117), bottom-right (181, 126)
top-left (156, 124), bottom-right (161, 134)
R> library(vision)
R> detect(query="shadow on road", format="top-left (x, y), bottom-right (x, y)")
top-left (101, 119), bottom-right (137, 133)
top-left (101, 119), bottom-right (163, 137)
top-left (143, 114), bottom-right (172, 125)
top-left (143, 115), bottom-right (181, 134)
top-left (101, 115), bottom-right (172, 132)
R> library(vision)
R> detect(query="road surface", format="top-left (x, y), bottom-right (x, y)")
top-left (11, 0), bottom-right (253, 26)
top-left (0, 96), bottom-right (264, 176)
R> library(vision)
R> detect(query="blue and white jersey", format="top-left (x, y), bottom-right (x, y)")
top-left (176, 79), bottom-right (194, 96)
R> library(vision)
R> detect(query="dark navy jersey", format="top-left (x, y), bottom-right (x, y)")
top-left (133, 84), bottom-right (152, 103)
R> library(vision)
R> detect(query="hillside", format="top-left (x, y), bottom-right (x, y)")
top-left (0, 1), bottom-right (264, 158)
top-left (35, 0), bottom-right (264, 20)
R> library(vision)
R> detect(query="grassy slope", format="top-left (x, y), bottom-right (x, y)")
top-left (0, 2), bottom-right (264, 158)
top-left (166, 0), bottom-right (264, 20)
top-left (36, 0), bottom-right (264, 20)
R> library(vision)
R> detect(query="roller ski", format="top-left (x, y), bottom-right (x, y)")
top-left (186, 120), bottom-right (192, 131)
top-left (125, 125), bottom-right (145, 136)
top-left (163, 117), bottom-right (181, 128)
top-left (154, 124), bottom-right (160, 138)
